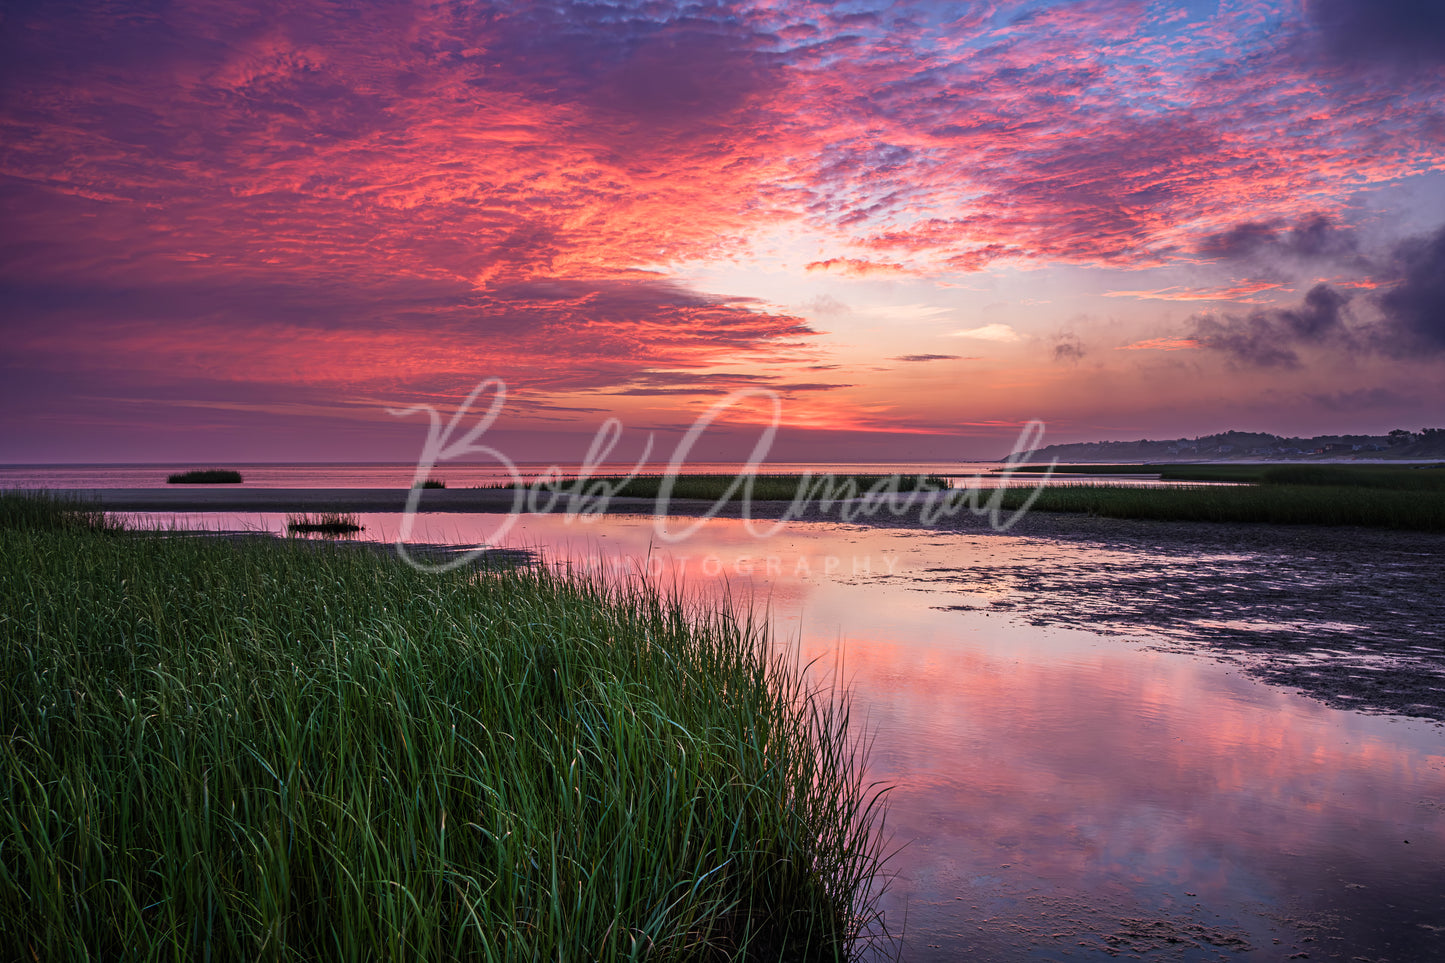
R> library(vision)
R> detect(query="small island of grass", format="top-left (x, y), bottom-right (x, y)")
top-left (167, 469), bottom-right (243, 484)
top-left (413, 477), bottom-right (446, 489)
top-left (286, 511), bottom-right (363, 534)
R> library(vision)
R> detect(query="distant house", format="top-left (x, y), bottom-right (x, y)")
top-left (1216, 444), bottom-right (1234, 454)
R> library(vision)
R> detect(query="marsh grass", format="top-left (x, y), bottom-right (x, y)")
top-left (286, 511), bottom-right (364, 534)
top-left (0, 496), bottom-right (890, 961)
top-left (0, 489), bottom-right (124, 533)
top-left (984, 481), bottom-right (1445, 530)
top-left (1006, 463), bottom-right (1445, 490)
top-left (167, 469), bottom-right (244, 484)
top-left (415, 478), bottom-right (447, 489)
top-left (1256, 464), bottom-right (1445, 491)
top-left (500, 473), bottom-right (949, 502)
top-left (1155, 465), bottom-right (1274, 483)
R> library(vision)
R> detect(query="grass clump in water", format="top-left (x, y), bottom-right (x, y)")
top-left (0, 493), bottom-right (890, 961)
top-left (167, 469), bottom-right (244, 484)
top-left (286, 511), bottom-right (364, 534)
top-left (414, 478), bottom-right (447, 489)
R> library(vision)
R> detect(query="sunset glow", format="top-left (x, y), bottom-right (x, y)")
top-left (4, 0), bottom-right (1443, 462)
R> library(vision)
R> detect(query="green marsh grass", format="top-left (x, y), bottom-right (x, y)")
top-left (0, 495), bottom-right (890, 961)
top-left (0, 490), bottom-right (123, 533)
top-left (167, 469), bottom-right (244, 484)
top-left (1006, 462), bottom-right (1445, 489)
top-left (980, 481), bottom-right (1445, 530)
top-left (1256, 464), bottom-right (1445, 491)
top-left (1155, 465), bottom-right (1271, 483)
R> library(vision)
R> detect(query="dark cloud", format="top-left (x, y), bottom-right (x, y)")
top-left (593, 26), bottom-right (781, 130)
top-left (1052, 335), bottom-right (1086, 364)
top-left (1189, 283), bottom-right (1352, 367)
top-left (891, 353), bottom-right (963, 362)
top-left (0, 276), bottom-right (473, 332)
top-left (1277, 283), bottom-right (1352, 340)
top-left (1306, 387), bottom-right (1416, 412)
top-left (1309, 0), bottom-right (1445, 66)
top-left (1199, 214), bottom-right (1362, 265)
top-left (449, 4), bottom-right (787, 149)
top-left (1188, 222), bottom-right (1445, 363)
top-left (1373, 223), bottom-right (1445, 352)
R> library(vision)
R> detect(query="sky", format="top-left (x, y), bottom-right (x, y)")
top-left (3, 0), bottom-right (1444, 464)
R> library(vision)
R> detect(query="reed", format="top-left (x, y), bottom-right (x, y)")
top-left (0, 489), bottom-right (123, 533)
top-left (0, 494), bottom-right (890, 962)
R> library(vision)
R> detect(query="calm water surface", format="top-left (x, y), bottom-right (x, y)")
top-left (2, 461), bottom-right (1234, 490)
top-left (126, 510), bottom-right (1445, 961)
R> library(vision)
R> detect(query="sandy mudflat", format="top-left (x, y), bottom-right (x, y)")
top-left (880, 509), bottom-right (1445, 724)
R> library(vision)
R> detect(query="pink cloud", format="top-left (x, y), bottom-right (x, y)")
top-left (1103, 282), bottom-right (1285, 302)
top-left (1115, 337), bottom-right (1203, 351)
top-left (804, 257), bottom-right (909, 276)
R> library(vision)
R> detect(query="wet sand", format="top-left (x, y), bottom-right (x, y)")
top-left (83, 486), bottom-right (1445, 723)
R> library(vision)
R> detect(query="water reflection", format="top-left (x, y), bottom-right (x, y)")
top-left (128, 510), bottom-right (1445, 961)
